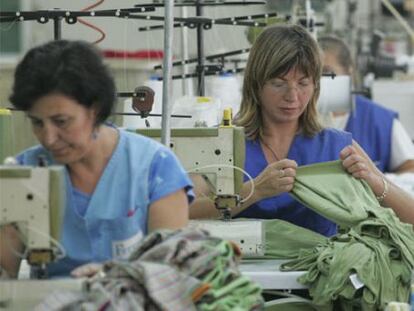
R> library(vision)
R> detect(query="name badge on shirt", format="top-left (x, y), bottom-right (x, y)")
top-left (112, 230), bottom-right (143, 260)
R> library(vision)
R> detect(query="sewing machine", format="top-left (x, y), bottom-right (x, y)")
top-left (0, 165), bottom-right (66, 274)
top-left (0, 109), bottom-right (19, 164)
top-left (0, 165), bottom-right (86, 310)
top-left (0, 135), bottom-right (297, 310)
top-left (0, 127), bottom-right (264, 258)
top-left (135, 126), bottom-right (266, 257)
top-left (137, 126), bottom-right (244, 215)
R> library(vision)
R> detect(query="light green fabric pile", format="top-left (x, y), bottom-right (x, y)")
top-left (291, 160), bottom-right (376, 228)
top-left (261, 218), bottom-right (326, 260)
top-left (264, 296), bottom-right (319, 311)
top-left (194, 239), bottom-right (263, 310)
top-left (262, 160), bottom-right (414, 311)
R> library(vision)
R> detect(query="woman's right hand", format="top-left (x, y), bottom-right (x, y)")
top-left (71, 262), bottom-right (103, 278)
top-left (0, 224), bottom-right (24, 279)
top-left (253, 159), bottom-right (298, 200)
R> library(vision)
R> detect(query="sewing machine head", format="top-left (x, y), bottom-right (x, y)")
top-left (0, 165), bottom-right (66, 270)
top-left (135, 126), bottom-right (265, 256)
top-left (136, 126), bottom-right (246, 219)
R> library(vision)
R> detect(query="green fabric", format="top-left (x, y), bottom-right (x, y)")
top-left (261, 219), bottom-right (326, 259)
top-left (263, 290), bottom-right (321, 311)
top-left (290, 160), bottom-right (376, 229)
top-left (0, 111), bottom-right (15, 163)
top-left (261, 160), bottom-right (414, 311)
top-left (264, 296), bottom-right (319, 311)
top-left (281, 228), bottom-right (412, 310)
top-left (196, 240), bottom-right (263, 310)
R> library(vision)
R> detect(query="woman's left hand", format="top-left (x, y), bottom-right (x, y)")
top-left (339, 142), bottom-right (384, 196)
top-left (340, 145), bottom-right (373, 179)
top-left (71, 262), bottom-right (103, 278)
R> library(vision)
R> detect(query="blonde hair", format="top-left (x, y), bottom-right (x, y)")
top-left (234, 24), bottom-right (323, 140)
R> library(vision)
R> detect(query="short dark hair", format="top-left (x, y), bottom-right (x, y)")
top-left (9, 40), bottom-right (116, 125)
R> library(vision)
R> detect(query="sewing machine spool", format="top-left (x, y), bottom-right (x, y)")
top-left (132, 86), bottom-right (155, 118)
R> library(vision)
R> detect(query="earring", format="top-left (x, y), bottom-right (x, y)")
top-left (92, 128), bottom-right (99, 140)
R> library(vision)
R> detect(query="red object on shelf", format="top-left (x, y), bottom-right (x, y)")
top-left (103, 49), bottom-right (164, 59)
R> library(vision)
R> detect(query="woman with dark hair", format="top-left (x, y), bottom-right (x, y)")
top-left (0, 40), bottom-right (193, 278)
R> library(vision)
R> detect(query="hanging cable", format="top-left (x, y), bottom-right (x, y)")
top-left (187, 163), bottom-right (255, 203)
top-left (79, 0), bottom-right (106, 44)
top-left (82, 0), bottom-right (105, 12)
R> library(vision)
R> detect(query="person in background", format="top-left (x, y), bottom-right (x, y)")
top-left (0, 40), bottom-right (193, 279)
top-left (192, 24), bottom-right (353, 237)
top-left (319, 35), bottom-right (414, 173)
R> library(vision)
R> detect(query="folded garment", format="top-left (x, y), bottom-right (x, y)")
top-left (264, 160), bottom-right (414, 311)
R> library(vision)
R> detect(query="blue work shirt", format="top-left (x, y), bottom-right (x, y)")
top-left (17, 129), bottom-right (193, 277)
top-left (237, 128), bottom-right (352, 237)
top-left (346, 95), bottom-right (397, 172)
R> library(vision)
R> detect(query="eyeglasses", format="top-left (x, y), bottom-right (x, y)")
top-left (265, 80), bottom-right (314, 94)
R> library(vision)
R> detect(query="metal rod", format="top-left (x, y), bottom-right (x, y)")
top-left (196, 0), bottom-right (205, 96)
top-left (160, 0), bottom-right (174, 147)
top-left (158, 67), bottom-right (245, 80)
top-left (112, 112), bottom-right (191, 118)
top-left (53, 15), bottom-right (62, 40)
top-left (0, 7), bottom-right (157, 22)
top-left (154, 48), bottom-right (251, 69)
top-left (7, 108), bottom-right (191, 119)
top-left (180, 6), bottom-right (192, 96)
top-left (132, 1), bottom-right (266, 7)
top-left (136, 16), bottom-right (268, 31)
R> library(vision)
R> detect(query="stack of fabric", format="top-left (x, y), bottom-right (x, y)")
top-left (36, 228), bottom-right (264, 311)
top-left (263, 160), bottom-right (414, 311)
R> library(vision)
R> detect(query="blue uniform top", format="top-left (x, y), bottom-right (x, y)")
top-left (237, 128), bottom-right (352, 237)
top-left (17, 129), bottom-right (193, 277)
top-left (346, 95), bottom-right (398, 172)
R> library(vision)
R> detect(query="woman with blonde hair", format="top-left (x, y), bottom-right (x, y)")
top-left (191, 24), bottom-right (350, 236)
top-left (191, 24), bottom-right (414, 234)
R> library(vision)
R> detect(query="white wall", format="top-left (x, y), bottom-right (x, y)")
top-left (372, 79), bottom-right (414, 140)
top-left (16, 0), bottom-right (268, 99)
top-left (2, 1), bottom-right (268, 151)
top-left (20, 0), bottom-right (267, 57)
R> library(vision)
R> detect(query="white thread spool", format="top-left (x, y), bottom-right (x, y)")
top-left (171, 96), bottom-right (221, 128)
top-left (205, 73), bottom-right (242, 118)
top-left (318, 75), bottom-right (353, 114)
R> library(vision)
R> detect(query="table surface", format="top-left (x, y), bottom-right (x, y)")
top-left (240, 259), bottom-right (306, 290)
top-left (0, 259), bottom-right (306, 310)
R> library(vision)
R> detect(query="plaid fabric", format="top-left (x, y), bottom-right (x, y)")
top-left (36, 228), bottom-right (264, 311)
